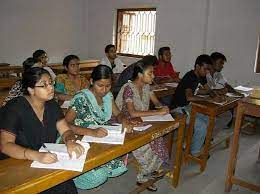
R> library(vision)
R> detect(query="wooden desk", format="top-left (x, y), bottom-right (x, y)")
top-left (184, 97), bottom-right (239, 172)
top-left (0, 66), bottom-right (23, 77)
top-left (153, 86), bottom-right (176, 99)
top-left (50, 60), bottom-right (99, 75)
top-left (225, 97), bottom-right (260, 193)
top-left (0, 77), bottom-right (19, 89)
top-left (0, 116), bottom-right (186, 193)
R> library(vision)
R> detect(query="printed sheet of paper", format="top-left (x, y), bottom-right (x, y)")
top-left (163, 82), bottom-right (179, 88)
top-left (82, 125), bottom-right (126, 145)
top-left (141, 114), bottom-right (174, 122)
top-left (234, 86), bottom-right (253, 92)
top-left (133, 124), bottom-right (152, 132)
top-left (60, 100), bottom-right (70, 109)
top-left (31, 141), bottom-right (90, 172)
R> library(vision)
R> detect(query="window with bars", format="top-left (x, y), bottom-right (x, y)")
top-left (116, 8), bottom-right (156, 57)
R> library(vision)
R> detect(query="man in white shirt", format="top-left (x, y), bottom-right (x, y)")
top-left (100, 44), bottom-right (126, 73)
top-left (206, 52), bottom-right (240, 134)
top-left (207, 52), bottom-right (242, 96)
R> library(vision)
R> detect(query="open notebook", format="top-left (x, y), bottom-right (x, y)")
top-left (82, 125), bottom-right (126, 145)
top-left (31, 141), bottom-right (90, 172)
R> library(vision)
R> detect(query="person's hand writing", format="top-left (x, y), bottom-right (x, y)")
top-left (93, 127), bottom-right (108, 138)
top-left (37, 152), bottom-right (58, 164)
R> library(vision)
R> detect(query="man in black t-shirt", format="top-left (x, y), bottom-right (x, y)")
top-left (172, 54), bottom-right (214, 156)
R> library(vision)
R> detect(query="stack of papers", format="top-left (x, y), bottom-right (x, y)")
top-left (141, 114), bottom-right (174, 122)
top-left (31, 141), bottom-right (90, 172)
top-left (82, 125), bottom-right (126, 145)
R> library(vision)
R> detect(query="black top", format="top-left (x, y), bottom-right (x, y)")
top-left (0, 97), bottom-right (77, 193)
top-left (173, 70), bottom-right (207, 108)
top-left (0, 96), bottom-right (64, 152)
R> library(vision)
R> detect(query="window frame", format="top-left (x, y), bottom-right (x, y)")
top-left (115, 8), bottom-right (157, 58)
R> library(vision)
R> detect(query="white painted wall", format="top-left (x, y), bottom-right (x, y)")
top-left (87, 0), bottom-right (208, 73)
top-left (0, 0), bottom-right (88, 65)
top-left (206, 0), bottom-right (260, 86)
top-left (1, 0), bottom-right (259, 85)
top-left (87, 0), bottom-right (260, 86)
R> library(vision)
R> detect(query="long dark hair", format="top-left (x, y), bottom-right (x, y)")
top-left (22, 67), bottom-right (50, 95)
top-left (132, 61), bottom-right (153, 80)
top-left (91, 65), bottom-right (113, 83)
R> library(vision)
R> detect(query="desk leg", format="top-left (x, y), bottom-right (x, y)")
top-left (172, 117), bottom-right (186, 188)
top-left (200, 114), bottom-right (215, 172)
top-left (184, 108), bottom-right (196, 163)
top-left (167, 131), bottom-right (174, 160)
top-left (225, 104), bottom-right (245, 192)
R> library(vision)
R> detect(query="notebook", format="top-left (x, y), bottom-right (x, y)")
top-left (31, 141), bottom-right (90, 172)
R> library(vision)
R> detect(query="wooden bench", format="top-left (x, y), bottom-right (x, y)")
top-left (50, 60), bottom-right (100, 75)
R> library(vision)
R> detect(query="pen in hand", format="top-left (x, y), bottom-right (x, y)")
top-left (42, 143), bottom-right (52, 154)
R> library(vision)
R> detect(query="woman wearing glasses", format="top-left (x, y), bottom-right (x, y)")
top-left (54, 55), bottom-right (89, 101)
top-left (0, 67), bottom-right (84, 194)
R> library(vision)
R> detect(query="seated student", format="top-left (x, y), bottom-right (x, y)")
top-left (65, 65), bottom-right (130, 190)
top-left (206, 52), bottom-right (235, 130)
top-left (2, 57), bottom-right (35, 106)
top-left (113, 55), bottom-right (158, 97)
top-left (55, 55), bottom-right (89, 101)
top-left (207, 52), bottom-right (243, 96)
top-left (32, 49), bottom-right (56, 80)
top-left (116, 60), bottom-right (170, 191)
top-left (2, 50), bottom-right (56, 106)
top-left (0, 67), bottom-right (84, 194)
top-left (100, 44), bottom-right (125, 73)
top-left (172, 54), bottom-right (223, 156)
top-left (154, 47), bottom-right (180, 83)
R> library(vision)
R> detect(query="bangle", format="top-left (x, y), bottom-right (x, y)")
top-left (24, 148), bottom-right (28, 159)
top-left (62, 130), bottom-right (77, 144)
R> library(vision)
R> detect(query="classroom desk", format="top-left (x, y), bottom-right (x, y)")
top-left (153, 86), bottom-right (177, 99)
top-left (184, 97), bottom-right (240, 172)
top-left (0, 115), bottom-right (186, 194)
top-left (50, 60), bottom-right (99, 74)
top-left (0, 66), bottom-right (23, 77)
top-left (0, 76), bottom-right (20, 89)
top-left (225, 97), bottom-right (260, 193)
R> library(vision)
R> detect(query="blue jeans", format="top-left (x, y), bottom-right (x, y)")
top-left (174, 105), bottom-right (232, 155)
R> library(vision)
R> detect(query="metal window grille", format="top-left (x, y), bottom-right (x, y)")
top-left (116, 8), bottom-right (156, 57)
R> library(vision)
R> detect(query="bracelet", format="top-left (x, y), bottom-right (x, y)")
top-left (62, 130), bottom-right (77, 144)
top-left (24, 148), bottom-right (28, 159)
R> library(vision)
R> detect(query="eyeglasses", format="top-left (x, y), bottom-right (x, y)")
top-left (35, 80), bottom-right (55, 88)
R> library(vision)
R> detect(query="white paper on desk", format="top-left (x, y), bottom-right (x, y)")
top-left (133, 124), bottom-right (152, 132)
top-left (234, 86), bottom-right (253, 92)
top-left (82, 130), bottom-right (126, 145)
top-left (141, 114), bottom-right (174, 122)
top-left (163, 82), bottom-right (178, 87)
top-left (211, 100), bottom-right (228, 105)
top-left (60, 100), bottom-right (70, 109)
top-left (225, 92), bottom-right (244, 98)
top-left (30, 141), bottom-right (90, 172)
top-left (88, 124), bottom-right (122, 134)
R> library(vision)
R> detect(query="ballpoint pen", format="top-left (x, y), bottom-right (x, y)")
top-left (42, 143), bottom-right (52, 154)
